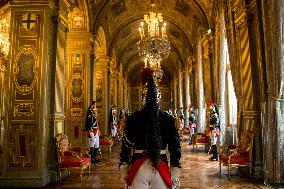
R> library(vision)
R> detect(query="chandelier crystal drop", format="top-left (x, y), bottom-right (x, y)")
top-left (137, 3), bottom-right (170, 84)
top-left (138, 6), bottom-right (170, 64)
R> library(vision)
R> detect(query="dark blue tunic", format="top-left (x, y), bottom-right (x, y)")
top-left (120, 109), bottom-right (181, 167)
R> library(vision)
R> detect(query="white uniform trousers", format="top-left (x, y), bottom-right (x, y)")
top-left (88, 131), bottom-right (99, 148)
top-left (111, 125), bottom-right (117, 138)
top-left (130, 159), bottom-right (168, 189)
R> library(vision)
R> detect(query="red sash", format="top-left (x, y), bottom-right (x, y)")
top-left (126, 157), bottom-right (172, 188)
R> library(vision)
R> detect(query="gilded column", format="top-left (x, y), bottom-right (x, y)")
top-left (0, 53), bottom-right (7, 158)
top-left (90, 39), bottom-right (95, 102)
top-left (173, 72), bottom-right (178, 113)
top-left (93, 56), bottom-right (97, 101)
top-left (123, 77), bottom-right (128, 110)
top-left (95, 56), bottom-right (110, 135)
top-left (118, 71), bottom-right (124, 111)
top-left (208, 36), bottom-right (216, 100)
top-left (197, 39), bottom-right (205, 132)
top-left (184, 62), bottom-right (190, 128)
top-left (178, 68), bottom-right (183, 108)
top-left (218, 11), bottom-right (227, 146)
top-left (110, 68), bottom-right (118, 108)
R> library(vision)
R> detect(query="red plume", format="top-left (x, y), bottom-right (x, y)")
top-left (209, 99), bottom-right (213, 106)
top-left (141, 67), bottom-right (154, 86)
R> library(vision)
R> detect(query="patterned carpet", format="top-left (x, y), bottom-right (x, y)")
top-left (45, 139), bottom-right (276, 189)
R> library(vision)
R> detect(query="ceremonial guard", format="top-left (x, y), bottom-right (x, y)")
top-left (208, 99), bottom-right (220, 161)
top-left (188, 105), bottom-right (196, 143)
top-left (109, 106), bottom-right (118, 139)
top-left (118, 108), bottom-right (126, 139)
top-left (119, 68), bottom-right (182, 189)
top-left (85, 101), bottom-right (100, 163)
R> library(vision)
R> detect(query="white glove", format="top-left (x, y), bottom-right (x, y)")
top-left (119, 163), bottom-right (128, 181)
top-left (171, 167), bottom-right (181, 189)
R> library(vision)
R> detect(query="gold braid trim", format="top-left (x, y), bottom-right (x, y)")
top-left (122, 132), bottom-right (134, 148)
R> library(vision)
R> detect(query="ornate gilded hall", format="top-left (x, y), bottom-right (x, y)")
top-left (0, 0), bottom-right (283, 188)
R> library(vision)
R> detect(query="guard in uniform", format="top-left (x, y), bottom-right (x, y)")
top-left (85, 101), bottom-right (100, 163)
top-left (119, 68), bottom-right (182, 189)
top-left (109, 106), bottom-right (118, 139)
top-left (188, 106), bottom-right (196, 144)
top-left (208, 99), bottom-right (220, 161)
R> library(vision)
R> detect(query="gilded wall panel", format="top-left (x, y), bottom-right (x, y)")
top-left (69, 54), bottom-right (85, 117)
top-left (66, 52), bottom-right (87, 146)
top-left (14, 48), bottom-right (37, 96)
top-left (7, 10), bottom-right (42, 171)
top-left (71, 73), bottom-right (84, 103)
top-left (10, 11), bottom-right (42, 122)
top-left (9, 123), bottom-right (36, 168)
top-left (13, 103), bottom-right (34, 119)
top-left (70, 7), bottom-right (87, 31)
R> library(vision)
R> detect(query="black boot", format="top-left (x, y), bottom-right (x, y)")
top-left (209, 145), bottom-right (218, 161)
top-left (92, 148), bottom-right (100, 163)
top-left (89, 147), bottom-right (94, 161)
top-left (89, 147), bottom-right (96, 163)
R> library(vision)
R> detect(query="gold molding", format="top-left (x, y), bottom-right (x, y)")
top-left (70, 108), bottom-right (84, 117)
top-left (13, 103), bottom-right (34, 118)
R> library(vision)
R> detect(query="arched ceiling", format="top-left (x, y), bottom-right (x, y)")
top-left (89, 0), bottom-right (210, 83)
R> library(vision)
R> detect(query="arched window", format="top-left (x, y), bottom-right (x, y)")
top-left (224, 38), bottom-right (238, 144)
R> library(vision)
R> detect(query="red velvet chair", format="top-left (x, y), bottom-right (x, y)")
top-left (55, 133), bottom-right (91, 182)
top-left (99, 135), bottom-right (113, 154)
top-left (218, 131), bottom-right (254, 180)
top-left (191, 133), bottom-right (211, 152)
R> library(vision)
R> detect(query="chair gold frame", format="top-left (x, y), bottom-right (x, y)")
top-left (191, 133), bottom-right (211, 152)
top-left (55, 133), bottom-right (91, 182)
top-left (219, 131), bottom-right (254, 180)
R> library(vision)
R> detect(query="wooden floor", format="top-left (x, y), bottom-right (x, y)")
top-left (45, 139), bottom-right (274, 189)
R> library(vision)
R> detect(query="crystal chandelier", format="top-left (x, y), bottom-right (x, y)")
top-left (0, 17), bottom-right (10, 58)
top-left (137, 3), bottom-right (170, 83)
